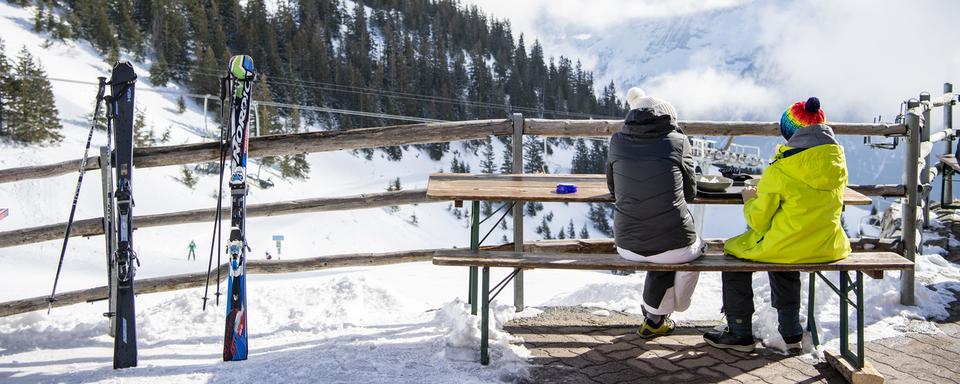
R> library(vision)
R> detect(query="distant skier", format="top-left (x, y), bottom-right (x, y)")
top-left (187, 240), bottom-right (196, 261)
top-left (265, 251), bottom-right (272, 260)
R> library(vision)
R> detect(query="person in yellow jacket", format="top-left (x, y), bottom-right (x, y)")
top-left (704, 97), bottom-right (851, 354)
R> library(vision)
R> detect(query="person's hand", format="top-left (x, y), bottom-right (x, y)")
top-left (741, 187), bottom-right (758, 201)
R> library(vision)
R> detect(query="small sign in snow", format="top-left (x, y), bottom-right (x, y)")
top-left (272, 235), bottom-right (284, 241)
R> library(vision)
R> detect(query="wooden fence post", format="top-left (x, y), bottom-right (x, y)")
top-left (920, 93), bottom-right (932, 229)
top-left (944, 83), bottom-right (954, 206)
top-left (512, 113), bottom-right (525, 312)
top-left (901, 99), bottom-right (921, 306)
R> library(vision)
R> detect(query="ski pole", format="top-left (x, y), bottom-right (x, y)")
top-left (203, 76), bottom-right (230, 310)
top-left (48, 77), bottom-right (108, 313)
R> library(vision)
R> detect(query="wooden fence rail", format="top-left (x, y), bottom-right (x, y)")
top-left (0, 119), bottom-right (512, 184)
top-left (0, 249), bottom-right (439, 318)
top-left (0, 119), bottom-right (906, 185)
top-left (0, 189), bottom-right (430, 248)
top-left (524, 119), bottom-right (907, 138)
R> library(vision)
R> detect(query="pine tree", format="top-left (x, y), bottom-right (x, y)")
top-left (480, 139), bottom-right (496, 173)
top-left (114, 0), bottom-right (144, 57)
top-left (176, 95), bottom-right (186, 114)
top-left (134, 109), bottom-right (157, 147)
top-left (579, 225), bottom-right (590, 239)
top-left (571, 139), bottom-right (591, 173)
top-left (567, 219), bottom-right (576, 238)
top-left (178, 165), bottom-right (198, 189)
top-left (500, 138), bottom-right (514, 173)
top-left (535, 216), bottom-right (552, 240)
top-left (4, 47), bottom-right (62, 143)
top-left (71, 0), bottom-right (119, 59)
top-left (557, 226), bottom-right (566, 239)
top-left (588, 203), bottom-right (612, 236)
top-left (523, 136), bottom-right (548, 173)
top-left (588, 140), bottom-right (609, 173)
top-left (386, 177), bottom-right (402, 192)
top-left (0, 38), bottom-right (10, 136)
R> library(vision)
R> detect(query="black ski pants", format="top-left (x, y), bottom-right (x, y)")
top-left (721, 271), bottom-right (801, 318)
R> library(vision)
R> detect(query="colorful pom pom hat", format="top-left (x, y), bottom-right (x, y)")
top-left (780, 97), bottom-right (825, 140)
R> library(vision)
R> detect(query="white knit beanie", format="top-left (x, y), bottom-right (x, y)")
top-left (626, 87), bottom-right (677, 122)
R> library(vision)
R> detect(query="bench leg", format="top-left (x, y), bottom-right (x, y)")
top-left (481, 266), bottom-right (490, 365)
top-left (839, 271), bottom-right (866, 370)
top-left (807, 272), bottom-right (820, 347)
top-left (469, 201), bottom-right (480, 315)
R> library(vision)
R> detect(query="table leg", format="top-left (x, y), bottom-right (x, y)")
top-left (481, 266), bottom-right (490, 365)
top-left (470, 201), bottom-right (480, 315)
top-left (839, 271), bottom-right (849, 360)
top-left (855, 271), bottom-right (865, 369)
top-left (807, 272), bottom-right (820, 347)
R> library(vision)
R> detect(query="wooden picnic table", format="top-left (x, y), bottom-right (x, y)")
top-left (425, 172), bottom-right (893, 372)
top-left (426, 173), bottom-right (872, 205)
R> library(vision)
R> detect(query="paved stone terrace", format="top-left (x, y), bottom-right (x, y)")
top-left (504, 289), bottom-right (960, 384)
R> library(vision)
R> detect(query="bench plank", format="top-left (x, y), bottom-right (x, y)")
top-left (433, 250), bottom-right (913, 272)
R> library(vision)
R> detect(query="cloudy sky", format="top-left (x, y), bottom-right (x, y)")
top-left (461, 0), bottom-right (960, 123)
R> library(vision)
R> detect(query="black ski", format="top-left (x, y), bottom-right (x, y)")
top-left (108, 61), bottom-right (138, 369)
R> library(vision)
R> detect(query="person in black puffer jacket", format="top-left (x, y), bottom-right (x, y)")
top-left (606, 88), bottom-right (703, 338)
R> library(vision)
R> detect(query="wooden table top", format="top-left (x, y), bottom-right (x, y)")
top-left (426, 173), bottom-right (872, 205)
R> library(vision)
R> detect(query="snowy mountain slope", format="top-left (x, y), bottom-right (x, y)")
top-left (499, 0), bottom-right (960, 185)
top-left (0, 1), bottom-right (959, 382)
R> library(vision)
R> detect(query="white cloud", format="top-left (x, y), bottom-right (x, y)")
top-left (461, 0), bottom-right (749, 42)
top-left (466, 0), bottom-right (960, 122)
top-left (642, 68), bottom-right (780, 120)
top-left (754, 0), bottom-right (960, 121)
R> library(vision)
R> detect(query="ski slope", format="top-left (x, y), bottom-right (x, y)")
top-left (1, 1), bottom-right (959, 383)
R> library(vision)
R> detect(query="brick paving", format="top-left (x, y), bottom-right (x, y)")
top-left (504, 288), bottom-right (960, 383)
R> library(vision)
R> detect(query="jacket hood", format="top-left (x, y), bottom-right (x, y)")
top-left (786, 124), bottom-right (839, 148)
top-left (774, 143), bottom-right (847, 191)
top-left (621, 109), bottom-right (680, 137)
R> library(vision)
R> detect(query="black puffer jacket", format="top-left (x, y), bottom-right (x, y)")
top-left (605, 109), bottom-right (698, 255)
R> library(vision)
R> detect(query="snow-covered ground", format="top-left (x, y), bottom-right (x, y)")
top-left (1, 1), bottom-right (959, 383)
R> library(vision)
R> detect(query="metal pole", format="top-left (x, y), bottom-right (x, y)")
top-left (511, 113), bottom-right (524, 312)
top-left (901, 99), bottom-right (921, 306)
top-left (253, 102), bottom-right (261, 137)
top-left (99, 146), bottom-right (117, 337)
top-left (470, 201), bottom-right (479, 316)
top-left (920, 93), bottom-right (931, 229)
top-left (945, 83), bottom-right (955, 206)
top-left (203, 97), bottom-right (209, 142)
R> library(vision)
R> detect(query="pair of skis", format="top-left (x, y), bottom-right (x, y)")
top-left (203, 54), bottom-right (256, 362)
top-left (48, 61), bottom-right (139, 369)
top-left (48, 55), bottom-right (256, 368)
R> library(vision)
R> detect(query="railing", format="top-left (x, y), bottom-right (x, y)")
top-left (0, 115), bottom-right (914, 316)
top-left (916, 83), bottom-right (960, 306)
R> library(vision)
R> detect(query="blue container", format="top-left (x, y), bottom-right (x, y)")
top-left (556, 183), bottom-right (578, 194)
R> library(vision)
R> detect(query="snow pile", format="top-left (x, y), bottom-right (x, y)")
top-left (0, 273), bottom-right (532, 383)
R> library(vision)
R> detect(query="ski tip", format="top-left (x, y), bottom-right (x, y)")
top-left (228, 55), bottom-right (256, 81)
top-left (109, 62), bottom-right (138, 85)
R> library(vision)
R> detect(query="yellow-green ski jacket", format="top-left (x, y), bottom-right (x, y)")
top-left (724, 125), bottom-right (851, 264)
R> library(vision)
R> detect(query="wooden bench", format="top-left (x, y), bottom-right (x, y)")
top-left (433, 246), bottom-right (913, 382)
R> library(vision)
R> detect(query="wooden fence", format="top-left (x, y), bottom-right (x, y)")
top-left (0, 115), bottom-right (918, 316)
